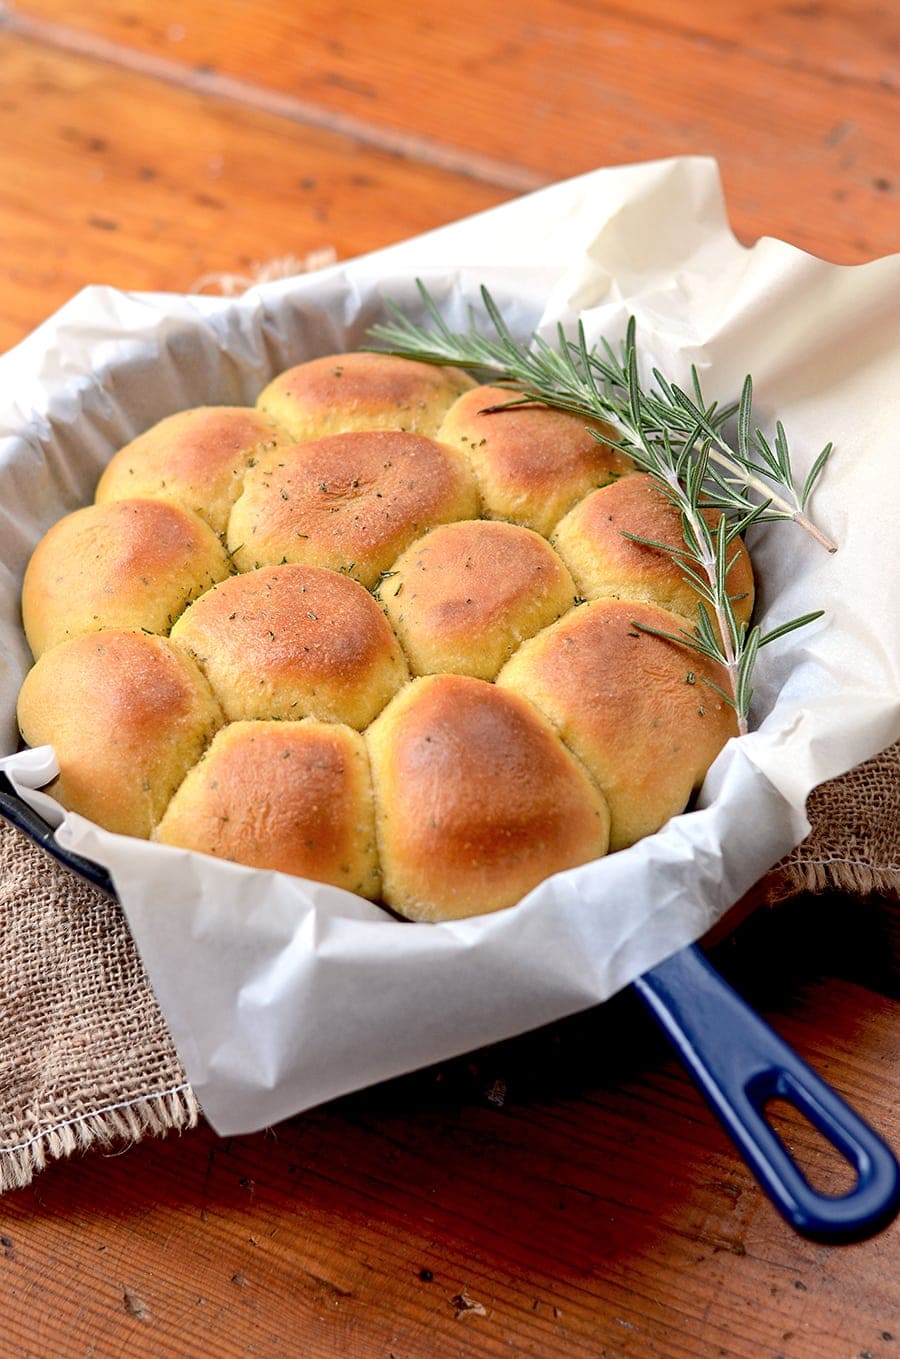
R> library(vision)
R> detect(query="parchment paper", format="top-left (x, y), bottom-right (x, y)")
top-left (1, 156), bottom-right (897, 1136)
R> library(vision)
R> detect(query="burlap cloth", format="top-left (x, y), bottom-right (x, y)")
top-left (0, 744), bottom-right (895, 1193)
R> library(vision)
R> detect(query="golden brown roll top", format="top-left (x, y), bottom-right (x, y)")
top-left (436, 384), bottom-right (634, 536)
top-left (256, 352), bottom-right (474, 442)
top-left (366, 674), bottom-right (611, 921)
top-left (225, 430), bottom-right (480, 587)
top-left (21, 498), bottom-right (231, 659)
top-left (170, 564), bottom-right (408, 728)
top-left (551, 473), bottom-right (755, 630)
top-left (95, 406), bottom-right (291, 535)
top-left (379, 519), bottom-right (577, 680)
top-left (16, 630), bottom-right (224, 839)
top-left (497, 599), bottom-right (739, 852)
top-left (155, 719), bottom-right (380, 898)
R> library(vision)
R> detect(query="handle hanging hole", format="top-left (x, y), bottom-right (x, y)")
top-left (763, 1096), bottom-right (860, 1198)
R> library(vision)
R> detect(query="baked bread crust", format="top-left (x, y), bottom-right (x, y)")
top-left (437, 384), bottom-right (634, 536)
top-left (17, 630), bottom-right (223, 838)
top-left (22, 498), bottom-right (230, 658)
top-left (366, 674), bottom-right (611, 921)
top-left (379, 519), bottom-right (576, 680)
top-left (497, 598), bottom-right (739, 851)
top-left (551, 472), bottom-right (755, 630)
top-left (17, 349), bottom-right (752, 919)
top-left (156, 719), bottom-right (380, 897)
top-left (170, 563), bottom-right (407, 728)
top-left (226, 430), bottom-right (480, 587)
top-left (95, 406), bottom-right (291, 534)
top-left (257, 352), bottom-right (474, 442)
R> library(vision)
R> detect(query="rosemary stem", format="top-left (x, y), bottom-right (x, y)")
top-left (792, 510), bottom-right (838, 554)
top-left (558, 383), bottom-right (749, 727)
top-left (656, 467), bottom-right (747, 736)
top-left (703, 438), bottom-right (837, 553)
top-left (506, 381), bottom-right (833, 553)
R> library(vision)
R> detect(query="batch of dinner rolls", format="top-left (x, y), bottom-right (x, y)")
top-left (17, 352), bottom-right (754, 921)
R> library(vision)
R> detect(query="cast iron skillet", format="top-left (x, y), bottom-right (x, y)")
top-left (2, 771), bottom-right (897, 1242)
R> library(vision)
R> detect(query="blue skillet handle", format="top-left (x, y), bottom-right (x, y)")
top-left (0, 772), bottom-right (114, 895)
top-left (633, 944), bottom-right (900, 1242)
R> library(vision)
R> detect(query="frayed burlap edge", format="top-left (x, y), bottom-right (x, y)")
top-left (775, 856), bottom-right (899, 899)
top-left (759, 740), bottom-right (899, 905)
top-left (0, 1084), bottom-right (200, 1194)
top-left (0, 815), bottom-right (200, 1195)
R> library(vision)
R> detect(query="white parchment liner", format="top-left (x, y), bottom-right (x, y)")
top-left (1, 157), bottom-right (897, 1135)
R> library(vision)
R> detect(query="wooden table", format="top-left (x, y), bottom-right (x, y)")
top-left (0, 3), bottom-right (897, 1354)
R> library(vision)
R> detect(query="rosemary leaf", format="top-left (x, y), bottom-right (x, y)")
top-left (801, 442), bottom-right (834, 511)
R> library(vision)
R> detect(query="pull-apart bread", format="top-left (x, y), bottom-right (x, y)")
top-left (18, 351), bottom-right (752, 920)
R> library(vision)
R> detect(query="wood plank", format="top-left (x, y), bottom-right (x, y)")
top-left (5, 0), bottom-right (898, 263)
top-left (605, 0), bottom-right (899, 85)
top-left (10, 0), bottom-right (897, 96)
top-left (0, 975), bottom-right (896, 1358)
top-left (0, 33), bottom-right (511, 353)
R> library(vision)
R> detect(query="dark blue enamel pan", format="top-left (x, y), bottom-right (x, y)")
top-left (2, 770), bottom-right (897, 1242)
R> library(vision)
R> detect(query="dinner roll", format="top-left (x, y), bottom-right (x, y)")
top-left (256, 351), bottom-right (474, 442)
top-left (16, 630), bottom-right (223, 838)
top-left (366, 674), bottom-right (611, 921)
top-left (551, 473), bottom-right (755, 630)
top-left (21, 498), bottom-right (231, 659)
top-left (497, 599), bottom-right (738, 852)
top-left (95, 406), bottom-right (291, 534)
top-left (226, 430), bottom-right (480, 587)
top-left (436, 384), bottom-right (634, 536)
top-left (170, 564), bottom-right (408, 728)
top-left (380, 519), bottom-right (577, 680)
top-left (156, 719), bottom-right (380, 897)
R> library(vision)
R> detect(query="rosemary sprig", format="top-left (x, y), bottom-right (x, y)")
top-left (368, 282), bottom-right (833, 734)
top-left (370, 282), bottom-right (835, 550)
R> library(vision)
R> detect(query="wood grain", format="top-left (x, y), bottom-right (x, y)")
top-left (4, 0), bottom-right (898, 264)
top-left (0, 32), bottom-right (510, 353)
top-left (0, 974), bottom-right (897, 1358)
